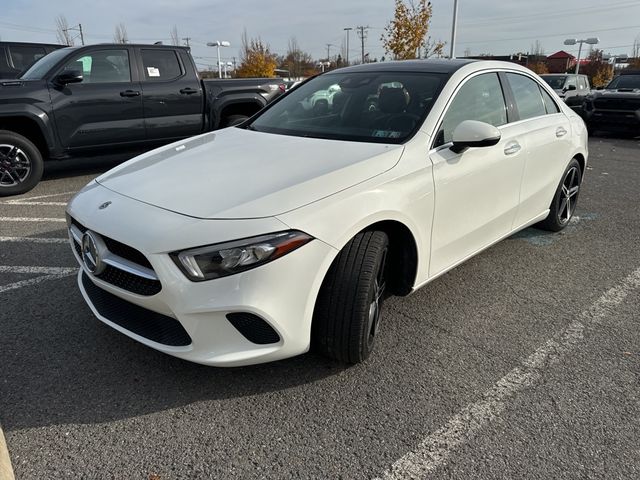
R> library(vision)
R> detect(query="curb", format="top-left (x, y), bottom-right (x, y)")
top-left (0, 424), bottom-right (15, 480)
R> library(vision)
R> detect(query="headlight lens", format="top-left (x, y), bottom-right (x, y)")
top-left (170, 231), bottom-right (313, 281)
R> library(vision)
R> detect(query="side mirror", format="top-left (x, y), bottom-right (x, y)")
top-left (55, 70), bottom-right (83, 86)
top-left (565, 84), bottom-right (577, 91)
top-left (450, 120), bottom-right (501, 154)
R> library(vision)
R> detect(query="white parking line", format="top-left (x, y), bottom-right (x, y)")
top-left (0, 266), bottom-right (76, 294)
top-left (1, 191), bottom-right (74, 206)
top-left (379, 266), bottom-right (640, 480)
top-left (0, 217), bottom-right (66, 223)
top-left (0, 266), bottom-right (76, 275)
top-left (0, 237), bottom-right (68, 244)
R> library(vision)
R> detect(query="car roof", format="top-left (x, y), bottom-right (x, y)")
top-left (56, 43), bottom-right (190, 53)
top-left (330, 59), bottom-right (476, 75)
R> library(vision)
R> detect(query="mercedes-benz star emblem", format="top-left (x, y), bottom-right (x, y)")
top-left (81, 231), bottom-right (107, 275)
top-left (99, 201), bottom-right (112, 210)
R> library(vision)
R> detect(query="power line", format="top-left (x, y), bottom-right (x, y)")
top-left (457, 24), bottom-right (640, 45)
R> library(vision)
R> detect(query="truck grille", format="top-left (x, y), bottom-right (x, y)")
top-left (69, 217), bottom-right (162, 296)
top-left (594, 98), bottom-right (640, 111)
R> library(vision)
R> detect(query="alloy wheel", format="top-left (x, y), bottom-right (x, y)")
top-left (0, 144), bottom-right (31, 187)
top-left (557, 166), bottom-right (580, 225)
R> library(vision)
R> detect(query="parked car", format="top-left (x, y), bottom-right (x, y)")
top-left (582, 69), bottom-right (640, 136)
top-left (540, 73), bottom-right (591, 114)
top-left (0, 41), bottom-right (63, 79)
top-left (0, 43), bottom-right (285, 196)
top-left (67, 60), bottom-right (588, 367)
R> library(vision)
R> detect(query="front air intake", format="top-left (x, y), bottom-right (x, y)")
top-left (226, 313), bottom-right (281, 345)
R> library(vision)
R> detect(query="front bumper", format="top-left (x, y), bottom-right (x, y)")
top-left (68, 182), bottom-right (337, 366)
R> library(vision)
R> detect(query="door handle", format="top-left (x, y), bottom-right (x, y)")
top-left (120, 90), bottom-right (140, 97)
top-left (556, 127), bottom-right (568, 137)
top-left (180, 88), bottom-right (198, 95)
top-left (504, 142), bottom-right (521, 156)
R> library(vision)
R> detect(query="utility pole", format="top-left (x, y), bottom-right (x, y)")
top-left (63, 23), bottom-right (85, 46)
top-left (343, 27), bottom-right (353, 65)
top-left (182, 37), bottom-right (191, 47)
top-left (357, 26), bottom-right (368, 63)
top-left (326, 43), bottom-right (336, 63)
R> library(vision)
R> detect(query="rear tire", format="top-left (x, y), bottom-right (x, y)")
top-left (312, 231), bottom-right (389, 364)
top-left (0, 130), bottom-right (44, 197)
top-left (537, 158), bottom-right (582, 232)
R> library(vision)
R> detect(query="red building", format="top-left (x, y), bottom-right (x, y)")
top-left (546, 50), bottom-right (576, 73)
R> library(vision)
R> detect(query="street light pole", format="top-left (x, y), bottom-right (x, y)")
top-left (207, 41), bottom-right (231, 79)
top-left (564, 37), bottom-right (599, 75)
top-left (450, 0), bottom-right (459, 59)
top-left (344, 27), bottom-right (352, 65)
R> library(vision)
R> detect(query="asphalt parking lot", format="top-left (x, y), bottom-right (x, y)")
top-left (1, 136), bottom-right (639, 479)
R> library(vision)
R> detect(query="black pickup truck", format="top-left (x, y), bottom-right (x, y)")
top-left (0, 43), bottom-right (285, 195)
top-left (582, 69), bottom-right (640, 136)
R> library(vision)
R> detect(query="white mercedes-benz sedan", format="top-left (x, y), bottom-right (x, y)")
top-left (67, 60), bottom-right (588, 366)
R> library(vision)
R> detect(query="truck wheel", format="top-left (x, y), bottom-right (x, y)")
top-left (222, 115), bottom-right (249, 127)
top-left (312, 230), bottom-right (389, 364)
top-left (0, 130), bottom-right (44, 197)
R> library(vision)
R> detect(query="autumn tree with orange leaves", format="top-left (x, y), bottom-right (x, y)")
top-left (236, 30), bottom-right (277, 78)
top-left (381, 0), bottom-right (445, 60)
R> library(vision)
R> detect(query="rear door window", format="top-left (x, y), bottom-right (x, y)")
top-left (540, 87), bottom-right (560, 114)
top-left (506, 73), bottom-right (547, 121)
top-left (141, 50), bottom-right (183, 81)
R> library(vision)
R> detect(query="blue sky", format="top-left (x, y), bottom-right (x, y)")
top-left (1, 0), bottom-right (639, 67)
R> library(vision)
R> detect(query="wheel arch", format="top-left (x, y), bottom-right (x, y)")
top-left (0, 113), bottom-right (51, 158)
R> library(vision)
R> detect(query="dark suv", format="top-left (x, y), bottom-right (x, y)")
top-left (0, 42), bottom-right (63, 78)
top-left (582, 69), bottom-right (640, 136)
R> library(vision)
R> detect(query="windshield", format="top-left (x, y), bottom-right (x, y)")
top-left (606, 74), bottom-right (640, 90)
top-left (20, 48), bottom-right (71, 80)
top-left (541, 76), bottom-right (567, 90)
top-left (248, 71), bottom-right (444, 144)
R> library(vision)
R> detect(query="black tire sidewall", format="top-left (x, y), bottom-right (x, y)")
top-left (0, 130), bottom-right (44, 197)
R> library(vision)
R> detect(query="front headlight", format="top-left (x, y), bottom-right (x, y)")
top-left (170, 231), bottom-right (313, 281)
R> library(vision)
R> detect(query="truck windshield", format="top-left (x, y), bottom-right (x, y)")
top-left (248, 71), bottom-right (444, 144)
top-left (606, 74), bottom-right (640, 90)
top-left (541, 76), bottom-right (567, 90)
top-left (20, 48), bottom-right (72, 80)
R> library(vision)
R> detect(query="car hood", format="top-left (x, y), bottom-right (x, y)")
top-left (590, 88), bottom-right (640, 98)
top-left (96, 128), bottom-right (404, 219)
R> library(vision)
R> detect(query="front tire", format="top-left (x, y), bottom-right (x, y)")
top-left (312, 230), bottom-right (389, 364)
top-left (0, 130), bottom-right (44, 197)
top-left (537, 158), bottom-right (582, 232)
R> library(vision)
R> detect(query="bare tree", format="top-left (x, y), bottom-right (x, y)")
top-left (170, 25), bottom-right (179, 46)
top-left (113, 23), bottom-right (128, 44)
top-left (56, 15), bottom-right (74, 46)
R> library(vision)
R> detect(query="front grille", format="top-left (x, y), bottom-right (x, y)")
top-left (70, 217), bottom-right (161, 296)
top-left (82, 272), bottom-right (191, 347)
top-left (98, 265), bottom-right (162, 296)
top-left (71, 218), bottom-right (152, 269)
top-left (227, 312), bottom-right (281, 344)
top-left (594, 97), bottom-right (640, 111)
